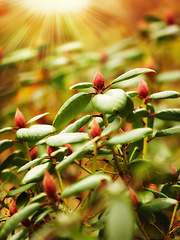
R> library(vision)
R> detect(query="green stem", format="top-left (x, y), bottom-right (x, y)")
top-left (165, 202), bottom-right (179, 240)
top-left (102, 114), bottom-right (123, 178)
top-left (53, 158), bottom-right (69, 214)
top-left (92, 141), bottom-right (97, 173)
top-left (135, 213), bottom-right (150, 240)
top-left (142, 101), bottom-right (148, 160)
top-left (74, 160), bottom-right (92, 174)
top-left (23, 142), bottom-right (32, 162)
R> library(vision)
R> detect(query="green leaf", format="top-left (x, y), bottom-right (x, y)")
top-left (56, 137), bottom-right (99, 170)
top-left (18, 157), bottom-right (44, 173)
top-left (101, 117), bottom-right (121, 137)
top-left (106, 128), bottom-right (153, 146)
top-left (6, 183), bottom-right (36, 197)
top-left (139, 198), bottom-right (177, 213)
top-left (70, 82), bottom-right (93, 90)
top-left (170, 185), bottom-right (180, 194)
top-left (61, 173), bottom-right (112, 198)
top-left (119, 95), bottom-right (134, 118)
top-left (0, 127), bottom-right (13, 135)
top-left (29, 193), bottom-right (47, 204)
top-left (155, 109), bottom-right (180, 121)
top-left (21, 162), bottom-right (51, 184)
top-left (111, 68), bottom-right (155, 85)
top-left (16, 125), bottom-right (55, 142)
top-left (27, 113), bottom-right (50, 124)
top-left (136, 190), bottom-right (155, 204)
top-left (92, 89), bottom-right (127, 114)
top-left (0, 151), bottom-right (25, 171)
top-left (1, 170), bottom-right (17, 183)
top-left (46, 132), bottom-right (89, 147)
top-left (156, 70), bottom-right (180, 83)
top-left (148, 91), bottom-right (179, 100)
top-left (53, 92), bottom-right (92, 130)
top-left (144, 188), bottom-right (168, 198)
top-left (61, 115), bottom-right (92, 133)
top-left (155, 126), bottom-right (180, 137)
top-left (106, 200), bottom-right (134, 240)
top-left (134, 108), bottom-right (149, 118)
top-left (0, 140), bottom-right (14, 154)
top-left (0, 203), bottom-right (41, 240)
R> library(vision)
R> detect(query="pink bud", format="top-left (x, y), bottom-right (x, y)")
top-left (63, 144), bottom-right (73, 155)
top-left (138, 79), bottom-right (149, 99)
top-left (30, 146), bottom-right (38, 160)
top-left (165, 12), bottom-right (176, 25)
top-left (47, 145), bottom-right (57, 157)
top-left (118, 128), bottom-right (124, 134)
top-left (93, 71), bottom-right (105, 90)
top-left (129, 188), bottom-right (139, 207)
top-left (43, 170), bottom-right (57, 200)
top-left (91, 119), bottom-right (101, 138)
top-left (15, 108), bottom-right (26, 128)
top-left (9, 199), bottom-right (18, 216)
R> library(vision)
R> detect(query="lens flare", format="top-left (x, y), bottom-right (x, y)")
top-left (22, 0), bottom-right (90, 15)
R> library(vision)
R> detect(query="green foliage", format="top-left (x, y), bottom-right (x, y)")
top-left (0, 67), bottom-right (179, 240)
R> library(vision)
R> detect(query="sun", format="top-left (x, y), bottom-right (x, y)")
top-left (22, 0), bottom-right (90, 15)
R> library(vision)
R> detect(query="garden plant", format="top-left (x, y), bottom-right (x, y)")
top-left (0, 67), bottom-right (180, 240)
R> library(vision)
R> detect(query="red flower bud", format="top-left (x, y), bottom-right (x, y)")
top-left (138, 79), bottom-right (149, 99)
top-left (15, 108), bottom-right (26, 128)
top-left (148, 184), bottom-right (159, 198)
top-left (91, 119), bottom-right (101, 138)
top-left (129, 188), bottom-right (139, 207)
top-left (9, 199), bottom-right (18, 216)
top-left (165, 12), bottom-right (176, 25)
top-left (118, 128), bottom-right (124, 134)
top-left (30, 145), bottom-right (38, 160)
top-left (47, 145), bottom-right (57, 157)
top-left (93, 71), bottom-right (105, 91)
top-left (63, 144), bottom-right (73, 155)
top-left (43, 170), bottom-right (57, 200)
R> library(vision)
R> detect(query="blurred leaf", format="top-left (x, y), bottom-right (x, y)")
top-left (45, 56), bottom-right (68, 69)
top-left (70, 82), bottom-right (93, 90)
top-left (156, 70), bottom-right (180, 83)
top-left (155, 126), bottom-right (180, 137)
top-left (92, 89), bottom-right (127, 114)
top-left (1, 170), bottom-right (17, 183)
top-left (0, 127), bottom-right (13, 135)
top-left (106, 200), bottom-right (134, 240)
top-left (151, 25), bottom-right (180, 40)
top-left (46, 132), bottom-right (89, 147)
top-left (0, 140), bottom-right (14, 154)
top-left (56, 137), bottom-right (99, 170)
top-left (147, 104), bottom-right (155, 128)
top-left (0, 151), bottom-right (25, 170)
top-left (111, 68), bottom-right (155, 84)
top-left (53, 92), bottom-right (92, 130)
top-left (126, 91), bottom-right (138, 98)
top-left (27, 113), bottom-right (50, 124)
top-left (144, 188), bottom-right (168, 198)
top-left (155, 109), bottom-right (180, 121)
top-left (18, 157), bottom-right (44, 173)
top-left (6, 183), bottom-right (36, 197)
top-left (55, 41), bottom-right (83, 53)
top-left (16, 125), bottom-right (55, 142)
top-left (101, 117), bottom-right (121, 137)
top-left (21, 162), bottom-right (51, 184)
top-left (139, 198), bottom-right (177, 213)
top-left (16, 192), bottom-right (29, 209)
top-left (0, 203), bottom-right (41, 240)
top-left (35, 207), bottom-right (53, 224)
top-left (149, 91), bottom-right (179, 100)
top-left (107, 128), bottom-right (152, 146)
top-left (145, 15), bottom-right (162, 22)
top-left (61, 173), bottom-right (112, 198)
top-left (61, 115), bottom-right (92, 133)
top-left (8, 228), bottom-right (29, 240)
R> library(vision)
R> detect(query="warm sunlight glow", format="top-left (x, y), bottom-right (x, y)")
top-left (23, 0), bottom-right (90, 15)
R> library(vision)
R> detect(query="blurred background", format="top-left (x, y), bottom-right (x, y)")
top-left (0, 0), bottom-right (179, 129)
